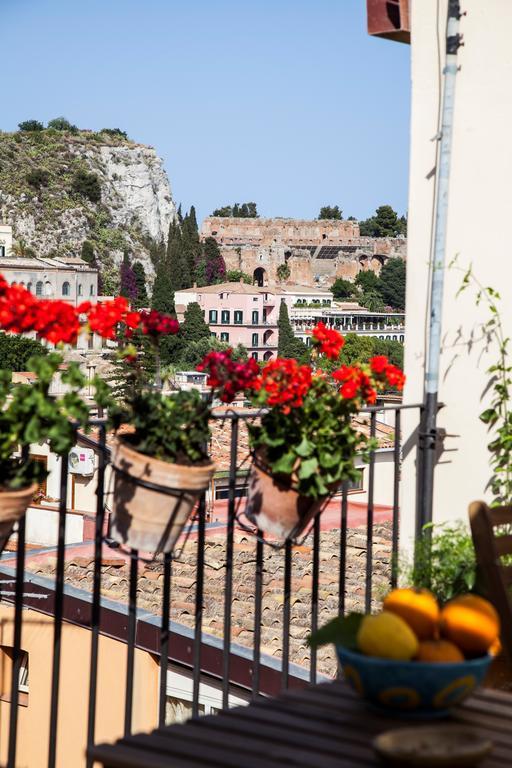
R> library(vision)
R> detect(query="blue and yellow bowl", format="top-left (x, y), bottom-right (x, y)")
top-left (336, 646), bottom-right (491, 717)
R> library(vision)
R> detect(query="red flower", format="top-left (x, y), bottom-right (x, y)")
top-left (312, 322), bottom-right (345, 359)
top-left (385, 364), bottom-right (406, 390)
top-left (370, 355), bottom-right (389, 374)
top-left (258, 358), bottom-right (312, 413)
top-left (140, 309), bottom-right (179, 337)
top-left (340, 380), bottom-right (358, 399)
top-left (197, 350), bottom-right (260, 403)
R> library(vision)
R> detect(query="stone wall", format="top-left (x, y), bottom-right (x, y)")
top-left (200, 217), bottom-right (406, 288)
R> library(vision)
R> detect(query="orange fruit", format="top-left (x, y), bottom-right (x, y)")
top-left (440, 595), bottom-right (500, 655)
top-left (415, 639), bottom-right (464, 663)
top-left (383, 588), bottom-right (440, 640)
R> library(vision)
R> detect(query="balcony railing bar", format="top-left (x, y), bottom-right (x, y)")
top-left (338, 482), bottom-right (349, 620)
top-left (192, 496), bottom-right (206, 717)
top-left (282, 539), bottom-right (292, 690)
top-left (252, 532), bottom-right (264, 700)
top-left (365, 411), bottom-right (377, 613)
top-left (47, 455), bottom-right (69, 768)
top-left (222, 417), bottom-right (239, 709)
top-left (86, 423), bottom-right (107, 768)
top-left (124, 549), bottom-right (138, 736)
top-left (310, 515), bottom-right (320, 684)
top-left (158, 552), bottom-right (172, 728)
top-left (7, 510), bottom-right (26, 768)
top-left (391, 409), bottom-right (401, 588)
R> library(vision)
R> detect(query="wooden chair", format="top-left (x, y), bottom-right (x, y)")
top-left (469, 500), bottom-right (512, 664)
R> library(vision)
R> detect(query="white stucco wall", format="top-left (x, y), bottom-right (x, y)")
top-left (401, 0), bottom-right (512, 549)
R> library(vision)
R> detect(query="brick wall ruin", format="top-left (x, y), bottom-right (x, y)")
top-left (200, 217), bottom-right (406, 287)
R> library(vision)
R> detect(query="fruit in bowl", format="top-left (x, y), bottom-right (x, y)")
top-left (308, 588), bottom-right (499, 716)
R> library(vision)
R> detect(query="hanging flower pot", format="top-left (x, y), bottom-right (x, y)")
top-left (245, 453), bottom-right (331, 541)
top-left (110, 438), bottom-right (215, 554)
top-left (0, 484), bottom-right (38, 553)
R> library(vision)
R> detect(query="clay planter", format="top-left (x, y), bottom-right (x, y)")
top-left (0, 483), bottom-right (38, 552)
top-left (245, 456), bottom-right (334, 541)
top-left (110, 438), bottom-right (215, 554)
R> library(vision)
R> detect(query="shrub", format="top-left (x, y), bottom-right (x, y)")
top-left (277, 263), bottom-right (291, 282)
top-left (72, 171), bottom-right (102, 203)
top-left (47, 116), bottom-right (78, 133)
top-left (18, 120), bottom-right (44, 132)
top-left (226, 270), bottom-right (252, 284)
top-left (100, 128), bottom-right (128, 140)
top-left (26, 168), bottom-right (50, 188)
top-left (0, 333), bottom-right (47, 372)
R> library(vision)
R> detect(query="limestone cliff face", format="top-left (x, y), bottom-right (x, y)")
top-left (0, 129), bottom-right (176, 288)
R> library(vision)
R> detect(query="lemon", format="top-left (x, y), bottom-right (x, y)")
top-left (357, 611), bottom-right (419, 660)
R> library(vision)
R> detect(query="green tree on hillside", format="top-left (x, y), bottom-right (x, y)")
top-left (226, 270), bottom-right (252, 283)
top-left (120, 251), bottom-right (138, 302)
top-left (81, 240), bottom-right (96, 264)
top-left (167, 219), bottom-right (190, 290)
top-left (277, 301), bottom-right (309, 361)
top-left (212, 202), bottom-right (258, 218)
top-left (0, 333), bottom-right (47, 371)
top-left (331, 278), bottom-right (356, 300)
top-left (182, 206), bottom-right (201, 284)
top-left (196, 237), bottom-right (226, 286)
top-left (181, 302), bottom-right (210, 343)
top-left (355, 270), bottom-right (379, 293)
top-left (47, 116), bottom-right (78, 133)
top-left (378, 258), bottom-right (406, 310)
top-left (152, 257), bottom-right (175, 315)
top-left (18, 120), bottom-right (44, 131)
top-left (318, 205), bottom-right (343, 220)
top-left (72, 171), bottom-right (101, 203)
top-left (360, 290), bottom-right (386, 312)
top-left (132, 262), bottom-right (148, 308)
top-left (359, 205), bottom-right (406, 237)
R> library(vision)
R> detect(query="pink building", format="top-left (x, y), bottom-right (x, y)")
top-left (175, 282), bottom-right (280, 361)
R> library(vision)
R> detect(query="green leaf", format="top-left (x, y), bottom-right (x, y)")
top-left (298, 457), bottom-right (318, 479)
top-left (308, 612), bottom-right (364, 650)
top-left (295, 437), bottom-right (314, 457)
top-left (271, 452), bottom-right (296, 474)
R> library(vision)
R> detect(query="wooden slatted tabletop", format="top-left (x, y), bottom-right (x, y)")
top-left (89, 681), bottom-right (512, 767)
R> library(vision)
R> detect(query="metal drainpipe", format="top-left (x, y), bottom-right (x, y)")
top-left (417, 0), bottom-right (463, 537)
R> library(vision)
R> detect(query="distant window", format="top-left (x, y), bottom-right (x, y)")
top-left (27, 283), bottom-right (32, 293)
top-left (252, 333), bottom-right (258, 347)
top-left (62, 281), bottom-right (70, 297)
top-left (252, 310), bottom-right (259, 324)
top-left (209, 309), bottom-right (218, 323)
top-left (210, 331), bottom-right (217, 338)
top-left (0, 246), bottom-right (5, 258)
top-left (0, 647), bottom-right (29, 703)
top-left (90, 284), bottom-right (95, 296)
top-left (220, 332), bottom-right (229, 342)
top-left (234, 310), bottom-right (243, 324)
top-left (78, 284), bottom-right (83, 296)
top-left (45, 281), bottom-right (53, 297)
top-left (347, 472), bottom-right (364, 492)
top-left (251, 352), bottom-right (258, 361)
top-left (221, 310), bottom-right (230, 324)
top-left (35, 281), bottom-right (43, 296)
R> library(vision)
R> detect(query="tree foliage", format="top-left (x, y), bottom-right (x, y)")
top-left (359, 205), bottom-right (407, 237)
top-left (0, 333), bottom-right (48, 372)
top-left (47, 116), bottom-right (78, 132)
top-left (152, 258), bottom-right (175, 315)
top-left (120, 251), bottom-right (138, 302)
top-left (212, 202), bottom-right (258, 218)
top-left (100, 128), bottom-right (128, 140)
top-left (181, 302), bottom-right (210, 343)
top-left (26, 168), bottom-right (50, 188)
top-left (18, 120), bottom-right (44, 132)
top-left (196, 237), bottom-right (226, 286)
top-left (81, 240), bottom-right (96, 264)
top-left (276, 263), bottom-right (291, 282)
top-left (226, 270), bottom-right (252, 284)
top-left (378, 258), bottom-right (406, 310)
top-left (277, 301), bottom-right (309, 361)
top-left (355, 270), bottom-right (379, 292)
top-left (72, 170), bottom-right (101, 203)
top-left (132, 261), bottom-right (148, 308)
top-left (331, 278), bottom-right (356, 300)
top-left (318, 205), bottom-right (343, 220)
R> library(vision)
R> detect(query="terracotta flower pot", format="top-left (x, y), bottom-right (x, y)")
top-left (244, 456), bottom-right (333, 541)
top-left (110, 438), bottom-right (215, 554)
top-left (0, 483), bottom-right (38, 552)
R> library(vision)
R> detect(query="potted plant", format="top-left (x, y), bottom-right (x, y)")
top-left (0, 352), bottom-right (102, 550)
top-left (234, 323), bottom-right (405, 541)
top-left (109, 342), bottom-right (260, 554)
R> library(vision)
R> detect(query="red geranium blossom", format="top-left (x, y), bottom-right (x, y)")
top-left (258, 358), bottom-right (313, 414)
top-left (197, 349), bottom-right (260, 403)
top-left (140, 309), bottom-right (179, 337)
top-left (311, 322), bottom-right (345, 359)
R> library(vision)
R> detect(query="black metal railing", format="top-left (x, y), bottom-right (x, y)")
top-left (0, 402), bottom-right (423, 768)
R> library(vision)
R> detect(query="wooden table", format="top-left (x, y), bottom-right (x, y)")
top-left (89, 680), bottom-right (512, 767)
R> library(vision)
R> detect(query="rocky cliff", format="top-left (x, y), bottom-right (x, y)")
top-left (0, 128), bottom-right (176, 290)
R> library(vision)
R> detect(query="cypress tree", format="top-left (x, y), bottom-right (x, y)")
top-left (277, 300), bottom-right (309, 361)
top-left (152, 257), bottom-right (175, 314)
top-left (196, 237), bottom-right (226, 286)
top-left (132, 261), bottom-right (148, 308)
top-left (81, 240), bottom-right (95, 264)
top-left (167, 219), bottom-right (191, 290)
top-left (120, 251), bottom-right (138, 302)
top-left (182, 206), bottom-right (201, 285)
top-left (181, 302), bottom-right (210, 342)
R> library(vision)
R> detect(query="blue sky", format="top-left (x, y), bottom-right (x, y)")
top-left (3, 0), bottom-right (411, 224)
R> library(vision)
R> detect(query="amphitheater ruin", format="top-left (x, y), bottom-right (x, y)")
top-left (200, 217), bottom-right (407, 288)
